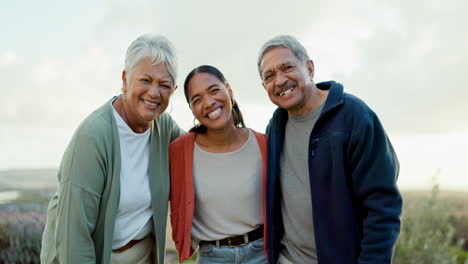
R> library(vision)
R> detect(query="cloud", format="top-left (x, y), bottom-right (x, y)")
top-left (316, 0), bottom-right (468, 134)
top-left (0, 52), bottom-right (17, 67)
top-left (2, 0), bottom-right (467, 135)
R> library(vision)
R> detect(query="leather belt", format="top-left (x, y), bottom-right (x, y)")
top-left (112, 238), bottom-right (144, 253)
top-left (200, 225), bottom-right (263, 247)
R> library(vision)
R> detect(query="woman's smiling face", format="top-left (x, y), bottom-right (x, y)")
top-left (122, 57), bottom-right (175, 131)
top-left (186, 72), bottom-right (234, 131)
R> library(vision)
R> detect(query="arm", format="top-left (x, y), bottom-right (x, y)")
top-left (54, 125), bottom-right (107, 264)
top-left (348, 112), bottom-right (402, 264)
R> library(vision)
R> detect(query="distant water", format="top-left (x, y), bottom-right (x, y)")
top-left (0, 168), bottom-right (58, 203)
top-left (0, 191), bottom-right (20, 203)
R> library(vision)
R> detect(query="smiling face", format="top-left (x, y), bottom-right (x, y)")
top-left (122, 57), bottom-right (175, 132)
top-left (186, 72), bottom-right (234, 131)
top-left (260, 47), bottom-right (316, 115)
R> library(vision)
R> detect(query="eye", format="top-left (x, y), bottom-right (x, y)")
top-left (192, 98), bottom-right (200, 105)
top-left (264, 74), bottom-right (273, 82)
top-left (284, 65), bottom-right (295, 71)
top-left (210, 88), bottom-right (219, 94)
top-left (141, 79), bottom-right (151, 84)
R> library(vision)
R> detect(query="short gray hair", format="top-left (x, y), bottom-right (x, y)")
top-left (257, 35), bottom-right (310, 76)
top-left (124, 34), bottom-right (178, 84)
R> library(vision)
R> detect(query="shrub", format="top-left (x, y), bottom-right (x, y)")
top-left (394, 184), bottom-right (467, 264)
top-left (452, 216), bottom-right (468, 251)
top-left (0, 206), bottom-right (46, 264)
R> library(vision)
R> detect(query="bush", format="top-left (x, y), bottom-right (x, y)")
top-left (453, 216), bottom-right (468, 251)
top-left (394, 184), bottom-right (467, 264)
top-left (0, 206), bottom-right (46, 264)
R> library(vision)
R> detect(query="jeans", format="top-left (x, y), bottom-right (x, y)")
top-left (197, 238), bottom-right (267, 264)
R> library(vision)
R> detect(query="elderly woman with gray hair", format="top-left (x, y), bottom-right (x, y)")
top-left (40, 34), bottom-right (184, 264)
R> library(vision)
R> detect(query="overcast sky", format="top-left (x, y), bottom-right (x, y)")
top-left (1, 0), bottom-right (467, 190)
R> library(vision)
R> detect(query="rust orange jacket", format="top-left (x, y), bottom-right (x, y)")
top-left (169, 130), bottom-right (268, 263)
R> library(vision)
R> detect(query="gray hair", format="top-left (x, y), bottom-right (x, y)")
top-left (124, 34), bottom-right (178, 84)
top-left (257, 35), bottom-right (310, 77)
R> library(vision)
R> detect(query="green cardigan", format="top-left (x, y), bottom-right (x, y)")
top-left (40, 98), bottom-right (184, 264)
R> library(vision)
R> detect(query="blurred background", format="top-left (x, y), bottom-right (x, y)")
top-left (1, 0), bottom-right (467, 263)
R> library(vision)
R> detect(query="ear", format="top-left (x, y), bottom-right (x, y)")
top-left (227, 83), bottom-right (234, 98)
top-left (122, 71), bottom-right (128, 93)
top-left (171, 85), bottom-right (178, 95)
top-left (306, 60), bottom-right (315, 79)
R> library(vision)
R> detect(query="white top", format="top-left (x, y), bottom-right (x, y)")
top-left (111, 101), bottom-right (153, 250)
top-left (191, 129), bottom-right (263, 243)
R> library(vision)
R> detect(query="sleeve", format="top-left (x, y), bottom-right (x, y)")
top-left (347, 112), bottom-right (402, 264)
top-left (53, 125), bottom-right (107, 264)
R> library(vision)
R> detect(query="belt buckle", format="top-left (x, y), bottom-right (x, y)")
top-left (228, 234), bottom-right (247, 247)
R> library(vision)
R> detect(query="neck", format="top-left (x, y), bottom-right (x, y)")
top-left (113, 96), bottom-right (150, 133)
top-left (196, 124), bottom-right (248, 153)
top-left (288, 83), bottom-right (328, 116)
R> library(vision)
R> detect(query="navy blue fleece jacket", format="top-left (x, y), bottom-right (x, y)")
top-left (265, 81), bottom-right (402, 264)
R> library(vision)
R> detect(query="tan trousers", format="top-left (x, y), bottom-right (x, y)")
top-left (110, 235), bottom-right (155, 264)
top-left (277, 253), bottom-right (294, 264)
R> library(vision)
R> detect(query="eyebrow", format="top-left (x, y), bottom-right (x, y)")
top-left (141, 74), bottom-right (173, 83)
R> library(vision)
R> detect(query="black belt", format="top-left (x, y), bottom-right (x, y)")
top-left (200, 225), bottom-right (264, 247)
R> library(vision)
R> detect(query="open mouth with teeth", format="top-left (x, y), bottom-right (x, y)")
top-left (206, 107), bottom-right (222, 119)
top-left (278, 87), bottom-right (295, 97)
top-left (142, 99), bottom-right (160, 108)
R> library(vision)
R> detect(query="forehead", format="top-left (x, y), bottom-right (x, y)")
top-left (133, 58), bottom-right (171, 79)
top-left (260, 47), bottom-right (300, 72)
top-left (187, 72), bottom-right (222, 94)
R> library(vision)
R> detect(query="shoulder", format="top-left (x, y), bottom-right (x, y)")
top-left (250, 129), bottom-right (267, 153)
top-left (155, 112), bottom-right (184, 141)
top-left (266, 108), bottom-right (288, 133)
top-left (72, 102), bottom-right (114, 146)
top-left (341, 92), bottom-right (379, 130)
top-left (170, 132), bottom-right (196, 149)
top-left (342, 93), bottom-right (376, 118)
top-left (156, 112), bottom-right (177, 128)
top-left (250, 129), bottom-right (267, 141)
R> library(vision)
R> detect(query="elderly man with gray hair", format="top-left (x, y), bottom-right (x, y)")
top-left (41, 34), bottom-right (184, 264)
top-left (257, 35), bottom-right (402, 264)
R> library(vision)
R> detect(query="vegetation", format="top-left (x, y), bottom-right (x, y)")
top-left (394, 184), bottom-right (468, 264)
top-left (0, 204), bottom-right (46, 264)
top-left (1, 184), bottom-right (468, 263)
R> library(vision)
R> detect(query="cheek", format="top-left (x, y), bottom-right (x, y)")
top-left (191, 105), bottom-right (201, 117)
top-left (267, 86), bottom-right (275, 98)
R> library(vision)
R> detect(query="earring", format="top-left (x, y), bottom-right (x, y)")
top-left (193, 118), bottom-right (200, 127)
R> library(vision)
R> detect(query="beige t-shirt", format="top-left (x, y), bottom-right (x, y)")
top-left (191, 129), bottom-right (263, 244)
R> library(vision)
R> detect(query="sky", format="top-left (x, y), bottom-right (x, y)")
top-left (1, 0), bottom-right (467, 190)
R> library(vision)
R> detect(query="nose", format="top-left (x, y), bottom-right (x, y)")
top-left (203, 95), bottom-right (216, 109)
top-left (147, 85), bottom-right (161, 98)
top-left (274, 71), bottom-right (288, 87)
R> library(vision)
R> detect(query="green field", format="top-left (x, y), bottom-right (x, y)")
top-left (1, 169), bottom-right (468, 263)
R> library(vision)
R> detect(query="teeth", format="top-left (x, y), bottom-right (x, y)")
top-left (208, 108), bottom-right (221, 118)
top-left (280, 87), bottom-right (294, 97)
top-left (143, 100), bottom-right (159, 106)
